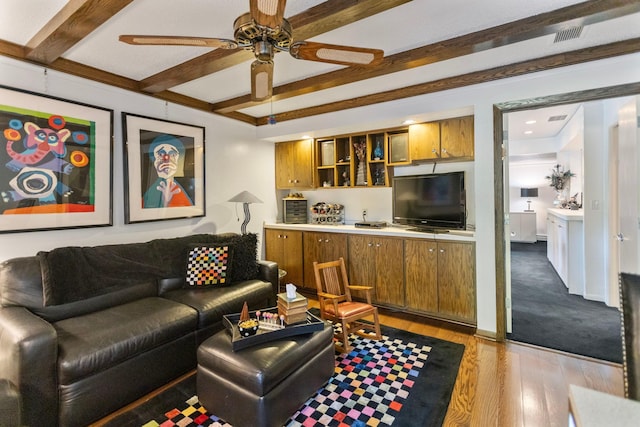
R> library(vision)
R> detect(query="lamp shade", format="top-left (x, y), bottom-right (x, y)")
top-left (228, 191), bottom-right (263, 204)
top-left (520, 188), bottom-right (538, 198)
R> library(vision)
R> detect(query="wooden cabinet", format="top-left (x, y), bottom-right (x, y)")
top-left (264, 229), bottom-right (304, 288)
top-left (302, 231), bottom-right (348, 290)
top-left (314, 132), bottom-right (393, 188)
top-left (404, 239), bottom-right (475, 323)
top-left (266, 226), bottom-right (477, 326)
top-left (275, 139), bottom-right (314, 189)
top-left (404, 239), bottom-right (438, 313)
top-left (510, 212), bottom-right (537, 243)
top-left (348, 235), bottom-right (404, 307)
top-left (409, 115), bottom-right (474, 162)
top-left (440, 116), bottom-right (474, 159)
top-left (408, 121), bottom-right (440, 161)
top-left (436, 241), bottom-right (476, 322)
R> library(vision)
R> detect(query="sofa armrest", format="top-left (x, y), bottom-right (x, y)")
top-left (0, 379), bottom-right (21, 427)
top-left (0, 307), bottom-right (58, 426)
top-left (258, 260), bottom-right (278, 299)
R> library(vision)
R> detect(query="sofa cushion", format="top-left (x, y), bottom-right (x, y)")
top-left (185, 244), bottom-right (233, 287)
top-left (54, 297), bottom-right (197, 384)
top-left (161, 279), bottom-right (274, 329)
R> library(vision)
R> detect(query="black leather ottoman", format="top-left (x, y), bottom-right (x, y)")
top-left (197, 323), bottom-right (334, 427)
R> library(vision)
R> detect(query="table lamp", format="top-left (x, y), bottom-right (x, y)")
top-left (520, 187), bottom-right (538, 212)
top-left (228, 191), bottom-right (263, 234)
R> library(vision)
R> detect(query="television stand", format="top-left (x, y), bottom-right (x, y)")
top-left (408, 227), bottom-right (450, 234)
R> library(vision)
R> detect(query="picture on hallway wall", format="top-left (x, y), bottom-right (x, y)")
top-left (122, 112), bottom-right (205, 224)
top-left (0, 85), bottom-right (113, 233)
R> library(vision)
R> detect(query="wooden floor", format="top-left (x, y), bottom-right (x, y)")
top-left (372, 307), bottom-right (624, 427)
top-left (94, 301), bottom-right (624, 427)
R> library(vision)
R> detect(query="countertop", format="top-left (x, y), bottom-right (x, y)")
top-left (263, 222), bottom-right (475, 242)
top-left (547, 208), bottom-right (584, 221)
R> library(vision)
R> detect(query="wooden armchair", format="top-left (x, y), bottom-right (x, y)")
top-left (620, 272), bottom-right (640, 400)
top-left (313, 257), bottom-right (381, 352)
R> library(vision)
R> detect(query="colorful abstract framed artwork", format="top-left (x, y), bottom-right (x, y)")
top-left (122, 113), bottom-right (205, 224)
top-left (0, 85), bottom-right (113, 233)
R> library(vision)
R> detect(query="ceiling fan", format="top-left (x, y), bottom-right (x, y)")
top-left (119, 0), bottom-right (384, 102)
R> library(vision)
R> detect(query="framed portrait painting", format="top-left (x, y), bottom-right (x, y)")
top-left (0, 85), bottom-right (113, 233)
top-left (122, 113), bottom-right (205, 224)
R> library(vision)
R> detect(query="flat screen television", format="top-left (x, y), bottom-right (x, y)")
top-left (392, 172), bottom-right (466, 231)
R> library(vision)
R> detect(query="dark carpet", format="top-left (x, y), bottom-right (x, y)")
top-left (105, 323), bottom-right (464, 427)
top-left (507, 241), bottom-right (622, 363)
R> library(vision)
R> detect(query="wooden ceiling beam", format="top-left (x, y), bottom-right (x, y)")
top-left (138, 0), bottom-right (411, 93)
top-left (212, 0), bottom-right (640, 113)
top-left (252, 38), bottom-right (640, 125)
top-left (25, 0), bottom-right (134, 64)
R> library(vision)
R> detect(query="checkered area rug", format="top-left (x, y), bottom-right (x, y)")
top-left (141, 334), bottom-right (432, 427)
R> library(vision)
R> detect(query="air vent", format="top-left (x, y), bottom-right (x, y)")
top-left (548, 115), bottom-right (567, 122)
top-left (554, 26), bottom-right (583, 43)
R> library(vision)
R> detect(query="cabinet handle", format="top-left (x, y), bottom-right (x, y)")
top-left (367, 243), bottom-right (373, 247)
top-left (440, 249), bottom-right (445, 253)
top-left (442, 148), bottom-right (448, 154)
top-left (376, 243), bottom-right (381, 247)
top-left (283, 235), bottom-right (288, 239)
top-left (324, 239), bottom-right (329, 243)
top-left (293, 179), bottom-right (299, 183)
top-left (429, 248), bottom-right (434, 252)
top-left (278, 234), bottom-right (282, 238)
top-left (288, 179), bottom-right (293, 183)
top-left (318, 239), bottom-right (323, 242)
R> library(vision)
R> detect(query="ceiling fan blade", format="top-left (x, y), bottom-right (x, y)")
top-left (290, 41), bottom-right (384, 66)
top-left (250, 0), bottom-right (287, 28)
top-left (251, 60), bottom-right (273, 101)
top-left (119, 35), bottom-right (238, 49)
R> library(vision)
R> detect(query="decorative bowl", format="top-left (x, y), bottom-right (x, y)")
top-left (238, 319), bottom-right (259, 337)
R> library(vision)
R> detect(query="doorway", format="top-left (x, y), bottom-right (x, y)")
top-left (493, 82), bottom-right (640, 348)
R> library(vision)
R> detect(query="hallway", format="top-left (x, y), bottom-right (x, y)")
top-left (507, 241), bottom-right (622, 363)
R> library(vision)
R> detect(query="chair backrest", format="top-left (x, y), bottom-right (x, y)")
top-left (620, 272), bottom-right (640, 400)
top-left (313, 257), bottom-right (352, 302)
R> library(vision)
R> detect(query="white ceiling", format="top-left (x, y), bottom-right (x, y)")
top-left (1, 0), bottom-right (639, 128)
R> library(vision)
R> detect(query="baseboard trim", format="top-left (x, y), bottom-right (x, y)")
top-left (475, 329), bottom-right (497, 341)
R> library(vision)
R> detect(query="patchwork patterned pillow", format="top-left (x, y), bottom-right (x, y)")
top-left (185, 244), bottom-right (234, 287)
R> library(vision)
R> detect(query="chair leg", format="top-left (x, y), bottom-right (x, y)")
top-left (372, 308), bottom-right (382, 340)
top-left (341, 318), bottom-right (351, 352)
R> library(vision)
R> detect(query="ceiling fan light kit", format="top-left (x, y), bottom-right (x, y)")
top-left (119, 0), bottom-right (383, 102)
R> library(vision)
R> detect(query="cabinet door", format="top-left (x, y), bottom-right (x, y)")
top-left (275, 142), bottom-right (293, 189)
top-left (348, 235), bottom-right (403, 306)
top-left (264, 229), bottom-right (303, 287)
top-left (303, 232), bottom-right (348, 290)
top-left (373, 237), bottom-right (404, 307)
top-left (404, 239), bottom-right (438, 313)
top-left (275, 140), bottom-right (314, 189)
top-left (291, 139), bottom-right (314, 188)
top-left (347, 234), bottom-right (377, 291)
top-left (437, 242), bottom-right (476, 322)
top-left (409, 122), bottom-right (440, 161)
top-left (440, 116), bottom-right (474, 159)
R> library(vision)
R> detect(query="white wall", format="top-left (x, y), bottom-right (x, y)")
top-left (257, 53), bottom-right (640, 335)
top-left (2, 52), bottom-right (639, 336)
top-left (0, 56), bottom-right (276, 260)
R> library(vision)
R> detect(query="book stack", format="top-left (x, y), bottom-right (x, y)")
top-left (277, 292), bottom-right (308, 325)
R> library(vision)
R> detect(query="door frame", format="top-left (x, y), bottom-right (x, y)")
top-left (493, 81), bottom-right (640, 341)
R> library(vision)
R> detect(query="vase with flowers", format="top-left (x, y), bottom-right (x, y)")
top-left (545, 164), bottom-right (575, 207)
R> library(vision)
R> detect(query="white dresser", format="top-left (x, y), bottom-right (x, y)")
top-left (510, 212), bottom-right (537, 243)
top-left (546, 208), bottom-right (584, 293)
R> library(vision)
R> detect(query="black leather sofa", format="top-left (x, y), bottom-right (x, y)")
top-left (0, 233), bottom-right (278, 427)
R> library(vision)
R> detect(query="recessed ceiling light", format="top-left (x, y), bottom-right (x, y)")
top-left (403, 119), bottom-right (416, 125)
top-left (525, 120), bottom-right (537, 124)
top-left (524, 130), bottom-right (533, 135)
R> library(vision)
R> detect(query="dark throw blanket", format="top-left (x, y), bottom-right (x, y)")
top-left (37, 233), bottom-right (259, 306)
